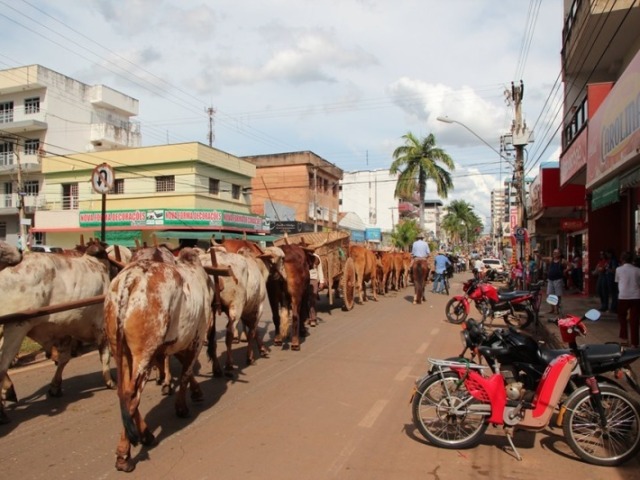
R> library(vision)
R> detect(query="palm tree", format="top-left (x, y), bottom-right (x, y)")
top-left (390, 132), bottom-right (454, 232)
top-left (389, 219), bottom-right (421, 251)
top-left (441, 200), bottom-right (483, 251)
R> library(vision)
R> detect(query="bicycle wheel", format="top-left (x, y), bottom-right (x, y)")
top-left (445, 298), bottom-right (467, 324)
top-left (503, 307), bottom-right (534, 329)
top-left (444, 277), bottom-right (450, 296)
top-left (563, 385), bottom-right (640, 466)
top-left (412, 371), bottom-right (488, 448)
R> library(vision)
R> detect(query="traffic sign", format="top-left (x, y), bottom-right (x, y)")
top-left (514, 227), bottom-right (527, 241)
top-left (91, 163), bottom-right (114, 195)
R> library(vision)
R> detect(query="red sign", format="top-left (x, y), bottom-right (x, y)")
top-left (560, 128), bottom-right (587, 186)
top-left (560, 218), bottom-right (586, 231)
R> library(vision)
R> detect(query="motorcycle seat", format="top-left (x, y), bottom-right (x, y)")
top-left (538, 348), bottom-right (570, 364)
top-left (498, 291), bottom-right (528, 301)
top-left (581, 343), bottom-right (622, 362)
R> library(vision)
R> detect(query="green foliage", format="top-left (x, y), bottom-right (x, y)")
top-left (441, 199), bottom-right (483, 249)
top-left (389, 219), bottom-right (421, 250)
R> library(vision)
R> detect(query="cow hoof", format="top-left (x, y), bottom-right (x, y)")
top-left (47, 387), bottom-right (63, 398)
top-left (161, 384), bottom-right (173, 396)
top-left (274, 340), bottom-right (282, 346)
top-left (412, 300), bottom-right (417, 305)
top-left (291, 344), bottom-right (300, 351)
top-left (260, 348), bottom-right (270, 357)
top-left (213, 367), bottom-right (224, 378)
top-left (4, 385), bottom-right (17, 403)
top-left (190, 389), bottom-right (204, 402)
top-left (140, 429), bottom-right (157, 446)
top-left (105, 379), bottom-right (116, 390)
top-left (115, 457), bottom-right (135, 473)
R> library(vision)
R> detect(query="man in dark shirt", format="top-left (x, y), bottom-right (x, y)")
top-left (546, 249), bottom-right (566, 314)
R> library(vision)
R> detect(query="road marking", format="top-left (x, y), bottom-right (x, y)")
top-left (416, 342), bottom-right (429, 354)
top-left (358, 399), bottom-right (388, 428)
top-left (395, 366), bottom-right (412, 381)
top-left (430, 327), bottom-right (440, 336)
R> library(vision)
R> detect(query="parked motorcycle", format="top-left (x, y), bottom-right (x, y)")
top-left (412, 295), bottom-right (640, 465)
top-left (445, 277), bottom-right (543, 328)
top-left (485, 267), bottom-right (508, 283)
top-left (441, 317), bottom-right (640, 394)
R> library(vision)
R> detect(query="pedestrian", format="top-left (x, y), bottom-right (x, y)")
top-left (431, 250), bottom-right (451, 294)
top-left (606, 248), bottom-right (619, 313)
top-left (546, 248), bottom-right (566, 315)
top-left (571, 252), bottom-right (583, 292)
top-left (614, 251), bottom-right (640, 347)
top-left (307, 253), bottom-right (325, 328)
top-left (473, 257), bottom-right (485, 280)
top-left (593, 251), bottom-right (609, 311)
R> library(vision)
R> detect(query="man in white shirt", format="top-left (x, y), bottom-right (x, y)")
top-left (615, 251), bottom-right (640, 347)
top-left (307, 253), bottom-right (325, 327)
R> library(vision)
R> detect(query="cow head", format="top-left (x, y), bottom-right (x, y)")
top-left (259, 246), bottom-right (287, 282)
top-left (0, 241), bottom-right (22, 272)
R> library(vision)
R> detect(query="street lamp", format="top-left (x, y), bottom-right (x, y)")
top-left (436, 116), bottom-right (513, 166)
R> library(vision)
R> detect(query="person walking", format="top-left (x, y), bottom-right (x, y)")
top-left (614, 251), bottom-right (640, 347)
top-left (593, 251), bottom-right (609, 311)
top-left (307, 253), bottom-right (325, 328)
top-left (546, 248), bottom-right (566, 315)
top-left (606, 248), bottom-right (619, 313)
top-left (431, 250), bottom-right (451, 294)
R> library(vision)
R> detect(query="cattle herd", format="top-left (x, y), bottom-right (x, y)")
top-left (0, 238), bottom-right (426, 472)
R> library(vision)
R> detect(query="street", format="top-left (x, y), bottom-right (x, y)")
top-left (1, 273), bottom-right (639, 480)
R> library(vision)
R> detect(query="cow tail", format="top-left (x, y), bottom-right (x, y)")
top-left (115, 276), bottom-right (141, 446)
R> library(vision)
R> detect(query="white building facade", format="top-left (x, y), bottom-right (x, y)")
top-left (0, 65), bottom-right (140, 246)
top-left (340, 169), bottom-right (398, 232)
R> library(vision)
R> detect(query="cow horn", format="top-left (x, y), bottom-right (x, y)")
top-left (283, 232), bottom-right (290, 245)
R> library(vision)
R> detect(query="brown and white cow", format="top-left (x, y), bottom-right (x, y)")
top-left (201, 246), bottom-right (284, 373)
top-left (104, 247), bottom-right (214, 472)
top-left (349, 245), bottom-right (379, 303)
top-left (0, 241), bottom-right (114, 425)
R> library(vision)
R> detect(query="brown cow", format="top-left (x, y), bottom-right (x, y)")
top-left (375, 251), bottom-right (393, 295)
top-left (411, 256), bottom-right (433, 304)
top-left (104, 247), bottom-right (213, 472)
top-left (349, 245), bottom-right (378, 303)
top-left (269, 244), bottom-right (312, 351)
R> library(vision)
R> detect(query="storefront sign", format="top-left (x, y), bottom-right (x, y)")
top-left (587, 49), bottom-right (640, 188)
top-left (79, 209), bottom-right (265, 231)
top-left (560, 129), bottom-right (587, 186)
top-left (365, 228), bottom-right (382, 241)
top-left (560, 218), bottom-right (586, 231)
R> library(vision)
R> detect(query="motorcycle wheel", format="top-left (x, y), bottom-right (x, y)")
top-left (503, 307), bottom-right (535, 329)
top-left (412, 371), bottom-right (488, 448)
top-left (562, 384), bottom-right (640, 466)
top-left (445, 298), bottom-right (467, 324)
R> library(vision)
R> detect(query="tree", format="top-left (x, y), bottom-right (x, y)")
top-left (389, 219), bottom-right (421, 251)
top-left (441, 200), bottom-right (483, 251)
top-left (390, 132), bottom-right (454, 232)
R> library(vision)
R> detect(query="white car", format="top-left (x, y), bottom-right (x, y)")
top-left (30, 244), bottom-right (64, 253)
top-left (482, 258), bottom-right (505, 273)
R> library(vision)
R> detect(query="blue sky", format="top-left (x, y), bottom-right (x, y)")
top-left (0, 0), bottom-right (564, 226)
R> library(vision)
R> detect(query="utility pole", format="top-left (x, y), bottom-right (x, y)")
top-left (205, 106), bottom-right (216, 147)
top-left (16, 144), bottom-right (28, 249)
top-left (313, 166), bottom-right (318, 232)
top-left (508, 81), bottom-right (532, 229)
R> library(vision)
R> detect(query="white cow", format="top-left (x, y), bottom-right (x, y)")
top-left (0, 241), bottom-right (114, 424)
top-left (104, 247), bottom-right (214, 472)
top-left (202, 246), bottom-right (285, 373)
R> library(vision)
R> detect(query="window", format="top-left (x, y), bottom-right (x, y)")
top-left (231, 184), bottom-right (241, 200)
top-left (4, 182), bottom-right (12, 208)
top-left (24, 97), bottom-right (40, 114)
top-left (24, 180), bottom-right (39, 196)
top-left (111, 178), bottom-right (124, 194)
top-left (62, 183), bottom-right (78, 210)
top-left (24, 139), bottom-right (39, 155)
top-left (0, 221), bottom-right (6, 241)
top-left (155, 175), bottom-right (175, 192)
top-left (0, 101), bottom-right (14, 123)
top-left (209, 178), bottom-right (220, 195)
top-left (0, 142), bottom-right (14, 166)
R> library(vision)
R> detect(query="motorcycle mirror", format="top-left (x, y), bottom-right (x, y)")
top-left (584, 309), bottom-right (601, 322)
top-left (546, 294), bottom-right (559, 306)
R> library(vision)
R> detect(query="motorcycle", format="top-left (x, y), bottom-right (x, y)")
top-left (411, 295), bottom-right (640, 465)
top-left (485, 267), bottom-right (508, 283)
top-left (445, 277), bottom-right (543, 328)
top-left (441, 316), bottom-right (640, 394)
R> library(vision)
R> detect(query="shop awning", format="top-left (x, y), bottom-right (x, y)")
top-left (591, 177), bottom-right (620, 211)
top-left (620, 166), bottom-right (640, 189)
top-left (95, 230), bottom-right (141, 247)
top-left (156, 230), bottom-right (279, 243)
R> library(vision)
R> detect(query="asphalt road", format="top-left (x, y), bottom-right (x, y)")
top-left (1, 273), bottom-right (639, 480)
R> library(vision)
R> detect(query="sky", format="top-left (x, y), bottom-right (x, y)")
top-left (0, 0), bottom-right (565, 229)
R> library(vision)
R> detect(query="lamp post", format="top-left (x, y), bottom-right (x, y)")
top-left (436, 116), bottom-right (512, 165)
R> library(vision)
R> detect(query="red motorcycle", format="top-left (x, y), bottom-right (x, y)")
top-left (412, 295), bottom-right (640, 465)
top-left (445, 278), bottom-right (542, 328)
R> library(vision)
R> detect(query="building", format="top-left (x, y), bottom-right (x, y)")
top-left (0, 65), bottom-right (140, 247)
top-left (490, 188), bottom-right (505, 254)
top-left (540, 1), bottom-right (640, 294)
top-left (243, 151), bottom-right (343, 233)
top-left (340, 169), bottom-right (398, 231)
top-left (33, 143), bottom-right (266, 247)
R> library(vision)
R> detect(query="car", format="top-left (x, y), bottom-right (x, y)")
top-left (30, 244), bottom-right (64, 253)
top-left (482, 258), bottom-right (505, 273)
